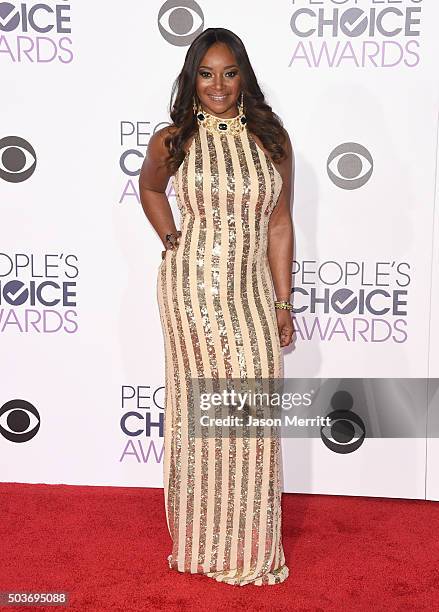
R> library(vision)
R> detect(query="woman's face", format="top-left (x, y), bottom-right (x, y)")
top-left (195, 42), bottom-right (242, 119)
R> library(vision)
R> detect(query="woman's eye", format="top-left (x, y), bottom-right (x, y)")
top-left (198, 71), bottom-right (238, 78)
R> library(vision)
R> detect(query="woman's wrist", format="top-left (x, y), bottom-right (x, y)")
top-left (274, 293), bottom-right (293, 311)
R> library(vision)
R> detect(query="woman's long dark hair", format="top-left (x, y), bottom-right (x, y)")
top-left (164, 27), bottom-right (287, 174)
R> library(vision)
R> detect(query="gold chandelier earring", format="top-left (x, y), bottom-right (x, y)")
top-left (237, 91), bottom-right (247, 127)
top-left (238, 91), bottom-right (244, 114)
top-left (193, 95), bottom-right (203, 115)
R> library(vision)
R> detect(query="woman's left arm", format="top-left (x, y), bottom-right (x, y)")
top-left (267, 128), bottom-right (295, 347)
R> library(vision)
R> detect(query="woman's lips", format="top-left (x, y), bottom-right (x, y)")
top-left (208, 94), bottom-right (229, 102)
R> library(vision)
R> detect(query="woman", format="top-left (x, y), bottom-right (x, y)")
top-left (139, 27), bottom-right (294, 586)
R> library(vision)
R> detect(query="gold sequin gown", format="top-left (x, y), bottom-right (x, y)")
top-left (156, 111), bottom-right (289, 586)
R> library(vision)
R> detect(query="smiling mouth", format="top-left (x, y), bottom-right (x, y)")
top-left (208, 94), bottom-right (229, 102)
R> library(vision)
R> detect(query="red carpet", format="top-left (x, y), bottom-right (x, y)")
top-left (1, 483), bottom-right (438, 611)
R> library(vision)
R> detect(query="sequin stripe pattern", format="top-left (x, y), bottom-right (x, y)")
top-left (205, 130), bottom-right (235, 572)
top-left (218, 133), bottom-right (242, 573)
top-left (173, 149), bottom-right (191, 216)
top-left (156, 269), bottom-right (173, 536)
top-left (256, 140), bottom-right (287, 586)
top-left (157, 256), bottom-right (179, 548)
top-left (195, 127), bottom-right (222, 572)
top-left (244, 136), bottom-right (278, 584)
top-left (163, 246), bottom-right (190, 571)
top-left (211, 129), bottom-right (284, 582)
top-left (241, 129), bottom-right (280, 582)
top-left (231, 131), bottom-right (257, 581)
top-left (248, 133), bottom-right (282, 584)
top-left (173, 221), bottom-right (200, 573)
top-left (253, 142), bottom-right (288, 584)
top-left (181, 214), bottom-right (199, 573)
top-left (251, 137), bottom-right (286, 584)
top-left (244, 133), bottom-right (277, 581)
top-left (157, 119), bottom-right (288, 586)
top-left (181, 136), bottom-right (204, 573)
top-left (218, 131), bottom-right (255, 581)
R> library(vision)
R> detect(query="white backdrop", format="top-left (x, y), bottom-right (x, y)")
top-left (1, 0), bottom-right (439, 500)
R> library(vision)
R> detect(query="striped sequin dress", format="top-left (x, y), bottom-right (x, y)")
top-left (156, 111), bottom-right (288, 586)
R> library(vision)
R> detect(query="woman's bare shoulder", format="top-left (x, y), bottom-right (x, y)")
top-left (147, 124), bottom-right (178, 155)
top-left (148, 123), bottom-right (197, 158)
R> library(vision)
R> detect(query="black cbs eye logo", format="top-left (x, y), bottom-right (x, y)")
top-left (0, 399), bottom-right (41, 442)
top-left (158, 0), bottom-right (204, 46)
top-left (320, 390), bottom-right (366, 454)
top-left (327, 142), bottom-right (373, 190)
top-left (0, 136), bottom-right (37, 183)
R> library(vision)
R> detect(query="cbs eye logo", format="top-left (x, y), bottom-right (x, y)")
top-left (327, 142), bottom-right (373, 190)
top-left (0, 136), bottom-right (37, 183)
top-left (320, 390), bottom-right (366, 453)
top-left (158, 0), bottom-right (204, 46)
top-left (0, 3), bottom-right (19, 32)
top-left (0, 399), bottom-right (40, 442)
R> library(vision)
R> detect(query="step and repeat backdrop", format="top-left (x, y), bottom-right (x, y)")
top-left (1, 1), bottom-right (439, 500)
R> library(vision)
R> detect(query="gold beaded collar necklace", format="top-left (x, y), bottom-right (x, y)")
top-left (196, 107), bottom-right (247, 136)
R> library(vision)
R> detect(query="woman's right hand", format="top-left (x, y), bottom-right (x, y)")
top-left (161, 230), bottom-right (182, 259)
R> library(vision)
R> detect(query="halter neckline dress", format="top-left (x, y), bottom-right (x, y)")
top-left (157, 108), bottom-right (288, 586)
